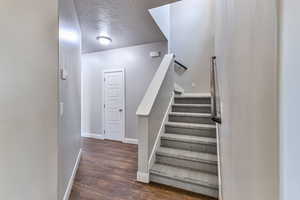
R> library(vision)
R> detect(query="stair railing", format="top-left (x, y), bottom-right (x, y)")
top-left (210, 56), bottom-right (222, 124)
top-left (136, 54), bottom-right (175, 183)
top-left (174, 60), bottom-right (188, 70)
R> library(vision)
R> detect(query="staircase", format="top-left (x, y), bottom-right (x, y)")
top-left (150, 94), bottom-right (219, 198)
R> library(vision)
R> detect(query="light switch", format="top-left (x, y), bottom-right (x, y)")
top-left (61, 68), bottom-right (68, 80)
top-left (150, 51), bottom-right (161, 58)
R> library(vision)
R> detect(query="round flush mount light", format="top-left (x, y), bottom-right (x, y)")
top-left (96, 36), bottom-right (112, 46)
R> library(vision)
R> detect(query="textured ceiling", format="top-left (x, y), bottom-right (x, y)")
top-left (74, 0), bottom-right (178, 53)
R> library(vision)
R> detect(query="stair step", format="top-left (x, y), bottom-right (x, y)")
top-left (151, 164), bottom-right (218, 188)
top-left (156, 147), bottom-right (218, 173)
top-left (172, 104), bottom-right (211, 113)
top-left (150, 164), bottom-right (219, 198)
top-left (170, 112), bottom-right (211, 117)
top-left (169, 112), bottom-right (215, 125)
top-left (161, 134), bottom-right (217, 154)
top-left (175, 94), bottom-right (211, 98)
top-left (162, 134), bottom-right (217, 145)
top-left (157, 147), bottom-right (218, 164)
top-left (165, 122), bottom-right (216, 129)
top-left (165, 122), bottom-right (216, 138)
top-left (174, 96), bottom-right (211, 105)
top-left (173, 104), bottom-right (211, 107)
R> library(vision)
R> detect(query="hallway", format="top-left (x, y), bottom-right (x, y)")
top-left (69, 138), bottom-right (216, 200)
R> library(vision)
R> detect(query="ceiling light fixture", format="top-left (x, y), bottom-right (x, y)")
top-left (96, 36), bottom-right (112, 46)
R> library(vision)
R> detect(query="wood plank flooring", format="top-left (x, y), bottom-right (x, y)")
top-left (69, 138), bottom-right (217, 200)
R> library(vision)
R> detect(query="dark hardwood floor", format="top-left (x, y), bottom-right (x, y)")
top-left (70, 138), bottom-right (217, 200)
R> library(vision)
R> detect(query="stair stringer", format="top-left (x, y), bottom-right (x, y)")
top-left (216, 124), bottom-right (223, 200)
top-left (148, 92), bottom-right (175, 170)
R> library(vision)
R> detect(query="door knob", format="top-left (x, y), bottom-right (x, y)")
top-left (119, 109), bottom-right (123, 112)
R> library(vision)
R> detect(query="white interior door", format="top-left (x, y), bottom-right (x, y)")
top-left (103, 69), bottom-right (125, 142)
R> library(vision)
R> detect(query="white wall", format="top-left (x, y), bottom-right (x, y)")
top-left (170, 0), bottom-right (215, 93)
top-left (149, 5), bottom-right (170, 41)
top-left (215, 0), bottom-right (279, 200)
top-left (0, 1), bottom-right (58, 200)
top-left (279, 0), bottom-right (300, 199)
top-left (59, 0), bottom-right (82, 199)
top-left (82, 42), bottom-right (167, 140)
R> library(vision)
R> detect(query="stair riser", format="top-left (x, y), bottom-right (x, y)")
top-left (165, 126), bottom-right (216, 138)
top-left (172, 106), bottom-right (211, 113)
top-left (156, 155), bottom-right (218, 174)
top-left (161, 139), bottom-right (217, 154)
top-left (150, 174), bottom-right (219, 198)
top-left (174, 98), bottom-right (211, 105)
top-left (169, 115), bottom-right (215, 125)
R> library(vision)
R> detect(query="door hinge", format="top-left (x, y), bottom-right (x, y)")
top-left (104, 78), bottom-right (106, 82)
top-left (104, 104), bottom-right (106, 108)
top-left (104, 130), bottom-right (106, 134)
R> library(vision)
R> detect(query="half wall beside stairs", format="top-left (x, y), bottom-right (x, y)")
top-left (136, 53), bottom-right (220, 199)
top-left (136, 54), bottom-right (175, 183)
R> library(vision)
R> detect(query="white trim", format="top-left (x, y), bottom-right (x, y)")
top-left (102, 68), bottom-right (126, 142)
top-left (63, 149), bottom-right (82, 200)
top-left (81, 133), bottom-right (104, 140)
top-left (136, 54), bottom-right (174, 116)
top-left (103, 68), bottom-right (125, 73)
top-left (216, 124), bottom-right (223, 200)
top-left (82, 133), bottom-right (138, 145)
top-left (148, 92), bottom-right (174, 170)
top-left (137, 171), bottom-right (150, 183)
top-left (124, 138), bottom-right (138, 144)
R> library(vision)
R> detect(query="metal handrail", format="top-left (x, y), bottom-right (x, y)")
top-left (175, 60), bottom-right (188, 70)
top-left (210, 56), bottom-right (222, 124)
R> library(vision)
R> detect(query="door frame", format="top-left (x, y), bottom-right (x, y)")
top-left (102, 68), bottom-right (125, 142)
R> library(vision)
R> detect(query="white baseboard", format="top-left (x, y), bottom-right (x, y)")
top-left (137, 171), bottom-right (150, 183)
top-left (124, 138), bottom-right (138, 144)
top-left (63, 149), bottom-right (82, 200)
top-left (148, 93), bottom-right (174, 170)
top-left (216, 124), bottom-right (223, 200)
top-left (82, 134), bottom-right (138, 145)
top-left (81, 133), bottom-right (104, 140)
